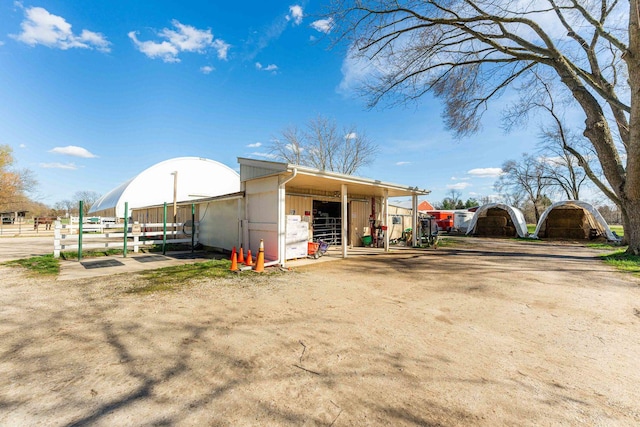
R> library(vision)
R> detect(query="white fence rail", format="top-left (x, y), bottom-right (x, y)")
top-left (53, 220), bottom-right (199, 258)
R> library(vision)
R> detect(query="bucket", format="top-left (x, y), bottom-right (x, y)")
top-left (361, 235), bottom-right (372, 246)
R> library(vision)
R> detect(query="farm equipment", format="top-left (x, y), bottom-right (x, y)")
top-left (308, 240), bottom-right (329, 259)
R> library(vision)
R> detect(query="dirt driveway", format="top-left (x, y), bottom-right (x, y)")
top-left (1, 238), bottom-right (639, 426)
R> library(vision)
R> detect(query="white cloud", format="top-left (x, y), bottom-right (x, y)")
top-left (255, 62), bottom-right (278, 72)
top-left (447, 182), bottom-right (472, 190)
top-left (129, 20), bottom-right (229, 63)
top-left (128, 31), bottom-right (179, 62)
top-left (161, 20), bottom-right (213, 52)
top-left (19, 144), bottom-right (26, 148)
top-left (251, 152), bottom-right (277, 159)
top-left (247, 142), bottom-right (262, 148)
top-left (451, 176), bottom-right (470, 181)
top-left (345, 132), bottom-right (357, 140)
top-left (49, 145), bottom-right (97, 158)
top-left (467, 167), bottom-right (503, 178)
top-left (338, 44), bottom-right (376, 95)
top-left (200, 65), bottom-right (214, 74)
top-left (311, 18), bottom-right (334, 34)
top-left (0, 41), bottom-right (4, 46)
top-left (244, 5), bottom-right (304, 61)
top-left (396, 161), bottom-right (411, 166)
top-left (40, 162), bottom-right (78, 170)
top-left (212, 39), bottom-right (230, 60)
top-left (12, 7), bottom-right (111, 52)
top-left (287, 5), bottom-right (304, 25)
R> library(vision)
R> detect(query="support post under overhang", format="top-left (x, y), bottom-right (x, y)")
top-left (412, 194), bottom-right (418, 247)
top-left (342, 184), bottom-right (348, 258)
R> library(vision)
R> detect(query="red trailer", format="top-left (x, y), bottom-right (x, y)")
top-left (426, 211), bottom-right (454, 232)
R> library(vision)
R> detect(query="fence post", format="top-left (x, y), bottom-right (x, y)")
top-left (54, 220), bottom-right (61, 258)
top-left (133, 234), bottom-right (139, 253)
top-left (191, 203), bottom-right (195, 253)
top-left (78, 201), bottom-right (84, 261)
top-left (163, 202), bottom-right (167, 255)
top-left (123, 201), bottom-right (129, 257)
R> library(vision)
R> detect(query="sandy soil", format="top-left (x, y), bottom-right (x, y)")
top-left (1, 238), bottom-right (639, 426)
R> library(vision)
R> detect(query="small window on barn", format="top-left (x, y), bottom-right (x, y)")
top-left (392, 215), bottom-right (402, 224)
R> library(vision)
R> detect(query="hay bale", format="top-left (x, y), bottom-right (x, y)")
top-left (546, 227), bottom-right (588, 239)
top-left (486, 208), bottom-right (509, 217)
top-left (547, 208), bottom-right (585, 221)
top-left (478, 216), bottom-right (507, 227)
top-left (475, 226), bottom-right (506, 236)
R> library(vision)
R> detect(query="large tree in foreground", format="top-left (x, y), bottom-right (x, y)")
top-left (332, 1), bottom-right (639, 253)
top-left (270, 115), bottom-right (378, 175)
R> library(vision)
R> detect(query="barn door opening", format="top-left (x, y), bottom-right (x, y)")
top-left (312, 200), bottom-right (342, 245)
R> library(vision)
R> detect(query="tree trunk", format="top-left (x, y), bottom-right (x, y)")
top-left (625, 0), bottom-right (640, 254)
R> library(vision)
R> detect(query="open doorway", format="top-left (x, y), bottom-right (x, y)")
top-left (312, 200), bottom-right (342, 245)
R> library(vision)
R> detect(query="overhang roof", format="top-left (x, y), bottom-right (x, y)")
top-left (238, 158), bottom-right (430, 198)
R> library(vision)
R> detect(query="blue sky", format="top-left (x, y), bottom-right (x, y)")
top-left (0, 0), bottom-right (541, 207)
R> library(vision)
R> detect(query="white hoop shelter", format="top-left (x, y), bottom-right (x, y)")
top-left (466, 203), bottom-right (528, 238)
top-left (89, 157), bottom-right (240, 218)
top-left (531, 200), bottom-right (619, 241)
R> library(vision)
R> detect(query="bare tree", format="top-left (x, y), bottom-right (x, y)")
top-left (270, 115), bottom-right (378, 175)
top-left (495, 154), bottom-right (553, 222)
top-left (504, 74), bottom-right (598, 200)
top-left (0, 145), bottom-right (36, 211)
top-left (72, 191), bottom-right (101, 215)
top-left (332, 1), bottom-right (639, 252)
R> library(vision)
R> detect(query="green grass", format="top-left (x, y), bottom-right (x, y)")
top-left (587, 242), bottom-right (622, 250)
top-left (61, 248), bottom-right (124, 260)
top-left (527, 224), bottom-right (537, 234)
top-left (609, 225), bottom-right (624, 237)
top-left (599, 249), bottom-right (640, 275)
top-left (126, 259), bottom-right (234, 294)
top-left (5, 254), bottom-right (60, 276)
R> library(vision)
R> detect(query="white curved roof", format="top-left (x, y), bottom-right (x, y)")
top-left (89, 157), bottom-right (240, 218)
top-left (466, 203), bottom-right (528, 238)
top-left (532, 200), bottom-right (619, 241)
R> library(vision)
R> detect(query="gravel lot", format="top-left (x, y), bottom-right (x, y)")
top-left (1, 238), bottom-right (639, 426)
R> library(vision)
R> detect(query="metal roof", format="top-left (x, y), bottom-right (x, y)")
top-left (238, 158), bottom-right (430, 198)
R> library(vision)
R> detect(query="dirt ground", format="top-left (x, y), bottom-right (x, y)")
top-left (1, 238), bottom-right (639, 426)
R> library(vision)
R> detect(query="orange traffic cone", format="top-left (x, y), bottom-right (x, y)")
top-left (230, 246), bottom-right (236, 261)
top-left (253, 239), bottom-right (265, 273)
top-left (238, 246), bottom-right (245, 264)
top-left (245, 249), bottom-right (253, 266)
top-left (230, 252), bottom-right (239, 271)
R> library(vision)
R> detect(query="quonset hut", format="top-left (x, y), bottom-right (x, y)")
top-left (531, 200), bottom-right (618, 241)
top-left (89, 157), bottom-right (240, 219)
top-left (465, 203), bottom-right (528, 238)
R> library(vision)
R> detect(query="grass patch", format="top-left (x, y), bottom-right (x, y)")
top-left (61, 248), bottom-right (124, 260)
top-left (527, 224), bottom-right (537, 234)
top-left (600, 250), bottom-right (640, 275)
top-left (126, 259), bottom-right (233, 294)
top-left (609, 225), bottom-right (624, 237)
top-left (587, 242), bottom-right (623, 250)
top-left (5, 254), bottom-right (60, 276)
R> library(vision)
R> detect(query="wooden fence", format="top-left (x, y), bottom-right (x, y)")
top-left (53, 220), bottom-right (199, 258)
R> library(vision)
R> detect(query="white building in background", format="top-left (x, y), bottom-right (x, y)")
top-left (89, 157), bottom-right (240, 218)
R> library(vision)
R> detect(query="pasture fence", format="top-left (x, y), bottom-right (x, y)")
top-left (53, 220), bottom-right (199, 259)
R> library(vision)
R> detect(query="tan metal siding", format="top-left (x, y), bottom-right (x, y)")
top-left (349, 200), bottom-right (370, 246)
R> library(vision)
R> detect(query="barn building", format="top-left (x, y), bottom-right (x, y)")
top-left (90, 157), bottom-right (429, 267)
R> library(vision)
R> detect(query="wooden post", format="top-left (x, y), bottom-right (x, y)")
top-left (78, 201), bottom-right (84, 261)
top-left (123, 201), bottom-right (129, 257)
top-left (54, 220), bottom-right (61, 258)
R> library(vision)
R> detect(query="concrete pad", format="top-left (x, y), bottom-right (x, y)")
top-left (57, 251), bottom-right (218, 281)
